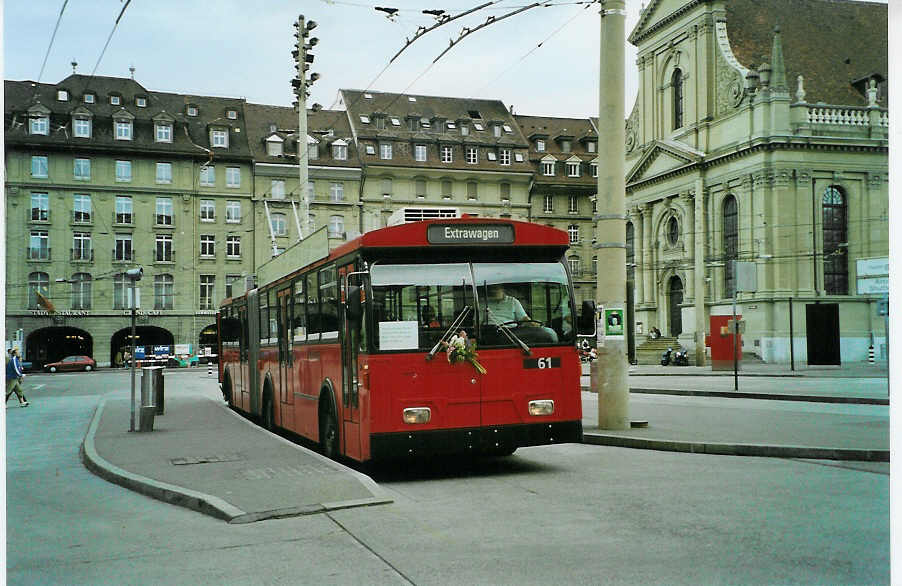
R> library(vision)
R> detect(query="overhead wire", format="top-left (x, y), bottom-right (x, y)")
top-left (37, 0), bottom-right (70, 84)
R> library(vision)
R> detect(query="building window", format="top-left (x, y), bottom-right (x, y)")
top-left (592, 256), bottom-right (598, 275)
top-left (154, 274), bottom-right (174, 310)
top-left (226, 235), bottom-right (241, 258)
top-left (73, 194), bottom-right (91, 223)
top-left (308, 143), bottom-right (319, 160)
top-left (332, 143), bottom-right (347, 160)
top-left (587, 141), bottom-right (596, 153)
top-left (723, 195), bottom-right (738, 297)
top-left (568, 257), bottom-right (581, 276)
top-left (187, 105), bottom-right (198, 117)
top-left (115, 119), bottom-right (133, 140)
top-left (156, 197), bottom-right (173, 225)
top-left (543, 194), bottom-right (553, 213)
top-left (211, 129), bottom-right (228, 148)
top-left (667, 216), bottom-right (680, 246)
top-left (156, 162), bottom-right (172, 184)
top-left (500, 182), bottom-right (511, 201)
top-left (487, 152), bottom-right (497, 162)
top-left (567, 162), bottom-right (581, 177)
top-left (380, 142), bottom-right (392, 160)
top-left (414, 144), bottom-right (427, 162)
top-left (823, 186), bottom-right (848, 295)
top-left (73, 117), bottom-right (92, 138)
top-left (199, 275), bottom-right (215, 310)
top-left (493, 125), bottom-right (502, 138)
top-left (328, 215), bottom-right (344, 238)
top-left (543, 161), bottom-right (555, 176)
top-left (226, 200), bottom-right (241, 223)
top-left (381, 178), bottom-right (393, 198)
top-left (83, 93), bottom-right (95, 104)
top-left (115, 160), bottom-right (132, 182)
top-left (200, 165), bottom-right (215, 186)
top-left (115, 196), bottom-right (133, 224)
top-left (330, 182), bottom-right (344, 202)
top-left (416, 179), bottom-right (427, 199)
top-left (672, 69), bottom-right (684, 130)
top-left (70, 273), bottom-right (92, 309)
top-left (500, 149), bottom-right (511, 166)
top-left (266, 137), bottom-right (283, 157)
top-left (474, 122), bottom-right (484, 131)
top-left (155, 234), bottom-right (173, 262)
top-left (227, 110), bottom-right (238, 120)
top-left (31, 155), bottom-right (48, 178)
top-left (74, 158), bottom-right (91, 180)
top-left (27, 231), bottom-right (49, 260)
top-left (568, 194), bottom-right (579, 214)
top-left (114, 234), bottom-right (133, 261)
top-left (31, 192), bottom-right (49, 221)
top-left (467, 182), bottom-right (478, 200)
top-left (441, 146), bottom-right (453, 163)
top-left (225, 274), bottom-right (241, 299)
top-left (466, 147), bottom-right (478, 164)
top-left (30, 115), bottom-right (49, 135)
top-left (113, 273), bottom-right (128, 310)
top-left (626, 222), bottom-right (635, 281)
top-left (110, 95), bottom-right (121, 105)
top-left (136, 97), bottom-right (147, 108)
top-left (374, 117), bottom-right (385, 130)
top-left (442, 180), bottom-right (453, 200)
top-left (560, 140), bottom-right (571, 153)
top-left (271, 180), bottom-right (286, 199)
top-left (200, 199), bottom-right (215, 222)
top-left (226, 166), bottom-right (240, 188)
top-left (590, 163), bottom-right (598, 178)
top-left (271, 213), bottom-right (287, 236)
top-left (200, 234), bottom-right (216, 257)
top-left (27, 272), bottom-right (49, 309)
top-left (70, 232), bottom-right (94, 261)
top-left (155, 123), bottom-right (172, 143)
top-left (568, 224), bottom-right (579, 244)
top-left (460, 125), bottom-right (469, 136)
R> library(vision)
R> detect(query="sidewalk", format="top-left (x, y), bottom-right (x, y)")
top-left (628, 361), bottom-right (888, 378)
top-left (82, 390), bottom-right (392, 524)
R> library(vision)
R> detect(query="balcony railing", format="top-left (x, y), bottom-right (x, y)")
top-left (27, 247), bottom-right (50, 260)
top-left (71, 248), bottom-right (94, 261)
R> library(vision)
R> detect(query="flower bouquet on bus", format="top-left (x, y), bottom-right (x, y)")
top-left (442, 329), bottom-right (487, 374)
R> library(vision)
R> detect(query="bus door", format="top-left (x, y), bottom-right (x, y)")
top-left (277, 287), bottom-right (295, 430)
top-left (237, 304), bottom-right (248, 411)
top-left (340, 265), bottom-right (365, 460)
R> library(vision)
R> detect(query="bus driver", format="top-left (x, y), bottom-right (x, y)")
top-left (485, 283), bottom-right (529, 324)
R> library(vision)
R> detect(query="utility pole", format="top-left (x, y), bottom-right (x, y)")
top-left (292, 15), bottom-right (321, 239)
top-left (593, 0), bottom-right (629, 429)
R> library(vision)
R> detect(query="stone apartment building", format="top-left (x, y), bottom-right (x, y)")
top-left (625, 0), bottom-right (888, 364)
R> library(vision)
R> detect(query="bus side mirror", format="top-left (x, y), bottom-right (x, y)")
top-left (578, 300), bottom-right (596, 336)
top-left (347, 285), bottom-right (362, 322)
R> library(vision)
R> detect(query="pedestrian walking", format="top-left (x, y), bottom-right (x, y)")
top-left (6, 348), bottom-right (29, 407)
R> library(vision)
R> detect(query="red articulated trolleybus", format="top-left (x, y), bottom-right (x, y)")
top-left (218, 218), bottom-right (592, 463)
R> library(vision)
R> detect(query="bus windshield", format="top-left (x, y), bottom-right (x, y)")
top-left (370, 261), bottom-right (573, 352)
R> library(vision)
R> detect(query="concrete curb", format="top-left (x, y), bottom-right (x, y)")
top-left (628, 388), bottom-right (889, 406)
top-left (583, 433), bottom-right (890, 462)
top-left (81, 398), bottom-right (247, 522)
top-left (81, 394), bottom-right (393, 524)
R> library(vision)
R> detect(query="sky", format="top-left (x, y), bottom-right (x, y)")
top-left (3, 0), bottom-right (646, 118)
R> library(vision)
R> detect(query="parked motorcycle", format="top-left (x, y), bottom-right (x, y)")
top-left (673, 349), bottom-right (689, 366)
top-left (661, 347), bottom-right (673, 366)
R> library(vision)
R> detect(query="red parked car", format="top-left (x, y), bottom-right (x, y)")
top-left (43, 355), bottom-right (96, 373)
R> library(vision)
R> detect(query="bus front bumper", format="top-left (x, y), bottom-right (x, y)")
top-left (370, 420), bottom-right (583, 460)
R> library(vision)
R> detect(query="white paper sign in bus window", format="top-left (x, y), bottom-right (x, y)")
top-left (379, 321), bottom-right (419, 350)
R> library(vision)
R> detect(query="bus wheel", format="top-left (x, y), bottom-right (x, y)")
top-left (320, 401), bottom-right (339, 460)
top-left (262, 392), bottom-right (274, 431)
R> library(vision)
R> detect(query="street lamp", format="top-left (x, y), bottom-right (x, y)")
top-left (125, 267), bottom-right (143, 431)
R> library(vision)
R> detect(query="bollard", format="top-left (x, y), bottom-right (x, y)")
top-left (139, 367), bottom-right (156, 432)
top-left (152, 366), bottom-right (165, 415)
top-left (868, 345), bottom-right (875, 364)
top-left (208, 362), bottom-right (213, 376)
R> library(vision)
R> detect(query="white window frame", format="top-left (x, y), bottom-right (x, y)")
top-left (330, 182), bottom-right (344, 202)
top-left (74, 194), bottom-right (91, 223)
top-left (441, 146), bottom-right (453, 163)
top-left (271, 213), bottom-right (287, 236)
top-left (466, 147), bottom-right (478, 164)
top-left (31, 156), bottom-right (48, 178)
top-left (333, 143), bottom-right (348, 160)
top-left (271, 179), bottom-right (286, 199)
top-left (200, 234), bottom-right (216, 257)
top-left (380, 142), bottom-right (392, 160)
top-left (155, 123), bottom-right (172, 143)
top-left (30, 116), bottom-right (49, 135)
top-left (569, 194), bottom-right (579, 214)
top-left (83, 93), bottom-right (95, 104)
top-left (500, 149), bottom-right (511, 165)
top-left (567, 162), bottom-right (581, 177)
top-left (200, 165), bottom-right (215, 186)
top-left (200, 199), bottom-right (216, 222)
top-left (73, 117), bottom-right (92, 138)
top-left (568, 225), bottom-right (579, 244)
top-left (226, 235), bottom-right (241, 258)
top-left (226, 200), bottom-right (241, 223)
top-left (115, 160), bottom-right (132, 182)
top-left (536, 139), bottom-right (545, 152)
top-left (73, 158), bottom-right (91, 180)
top-left (115, 119), bottom-right (133, 140)
top-left (542, 161), bottom-right (555, 176)
top-left (136, 97), bottom-right (147, 108)
top-left (155, 162), bottom-right (173, 184)
top-left (156, 197), bottom-right (173, 225)
top-left (591, 163), bottom-right (598, 178)
top-left (414, 144), bottom-right (427, 162)
top-left (226, 166), bottom-right (240, 188)
top-left (211, 129), bottom-right (229, 148)
top-left (328, 215), bottom-right (344, 238)
top-left (543, 194), bottom-right (554, 213)
top-left (110, 95), bottom-right (121, 105)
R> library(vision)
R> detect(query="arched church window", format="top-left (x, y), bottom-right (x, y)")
top-left (672, 69), bottom-right (684, 130)
top-left (666, 216), bottom-right (680, 246)
top-left (822, 186), bottom-right (848, 295)
top-left (723, 195), bottom-right (738, 297)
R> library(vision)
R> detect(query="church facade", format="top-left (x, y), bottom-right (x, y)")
top-left (624, 0), bottom-right (888, 364)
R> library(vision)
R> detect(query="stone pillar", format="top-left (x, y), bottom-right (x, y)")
top-left (641, 203), bottom-right (654, 306)
top-left (634, 206), bottom-right (645, 304)
top-left (694, 176), bottom-right (707, 366)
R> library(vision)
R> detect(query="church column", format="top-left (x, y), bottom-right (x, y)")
top-left (634, 205), bottom-right (645, 304)
top-left (641, 203), bottom-right (654, 306)
top-left (694, 175), bottom-right (707, 366)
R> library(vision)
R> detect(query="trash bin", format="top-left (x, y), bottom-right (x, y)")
top-left (139, 367), bottom-right (157, 432)
top-left (152, 366), bottom-right (165, 415)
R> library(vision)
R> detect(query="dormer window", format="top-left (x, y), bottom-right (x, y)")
top-left (587, 141), bottom-right (596, 153)
top-left (114, 118), bottom-right (133, 141)
top-left (420, 118), bottom-right (431, 129)
top-left (473, 122), bottom-right (484, 131)
top-left (29, 114), bottom-right (50, 135)
top-left (375, 117), bottom-right (385, 130)
top-left (73, 115), bottom-right (92, 138)
top-left (83, 93), bottom-right (95, 104)
top-left (110, 95), bottom-right (121, 105)
top-left (408, 96), bottom-right (417, 102)
top-left (493, 125), bottom-right (502, 138)
top-left (364, 93), bottom-right (373, 99)
top-left (226, 110), bottom-right (238, 120)
top-left (590, 162), bottom-right (598, 178)
top-left (460, 125), bottom-right (469, 136)
top-left (187, 105), bottom-right (198, 117)
top-left (360, 115), bottom-right (370, 124)
top-left (567, 160), bottom-right (581, 177)
top-left (487, 152), bottom-right (497, 161)
top-left (332, 140), bottom-right (348, 160)
top-left (542, 158), bottom-right (556, 176)
top-left (390, 117), bottom-right (400, 126)
top-left (514, 153), bottom-right (524, 163)
top-left (560, 139), bottom-right (572, 153)
top-left (57, 89), bottom-right (69, 101)
top-left (155, 122), bottom-right (173, 143)
top-left (265, 135), bottom-right (283, 156)
top-left (136, 97), bottom-right (147, 108)
top-left (407, 118), bottom-right (418, 131)
top-left (536, 139), bottom-right (545, 152)
top-left (211, 128), bottom-right (229, 148)
top-left (365, 144), bottom-right (375, 155)
top-left (446, 122), bottom-right (456, 130)
top-left (503, 124), bottom-right (513, 133)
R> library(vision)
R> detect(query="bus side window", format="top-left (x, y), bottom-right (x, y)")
top-left (306, 273), bottom-right (321, 336)
top-left (268, 288), bottom-right (278, 340)
top-left (259, 291), bottom-right (269, 342)
top-left (293, 279), bottom-right (306, 342)
top-left (320, 266), bottom-right (339, 335)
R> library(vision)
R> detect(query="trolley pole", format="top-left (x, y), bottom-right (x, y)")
top-left (293, 14), bottom-right (319, 238)
top-left (592, 0), bottom-right (630, 430)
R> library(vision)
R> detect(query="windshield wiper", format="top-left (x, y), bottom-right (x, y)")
top-left (486, 308), bottom-right (531, 356)
top-left (426, 305), bottom-right (472, 361)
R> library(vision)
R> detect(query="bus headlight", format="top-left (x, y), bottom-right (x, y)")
top-left (528, 400), bottom-right (554, 416)
top-left (403, 407), bottom-right (431, 424)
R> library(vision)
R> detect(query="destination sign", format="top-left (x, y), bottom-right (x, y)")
top-left (427, 224), bottom-right (515, 245)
